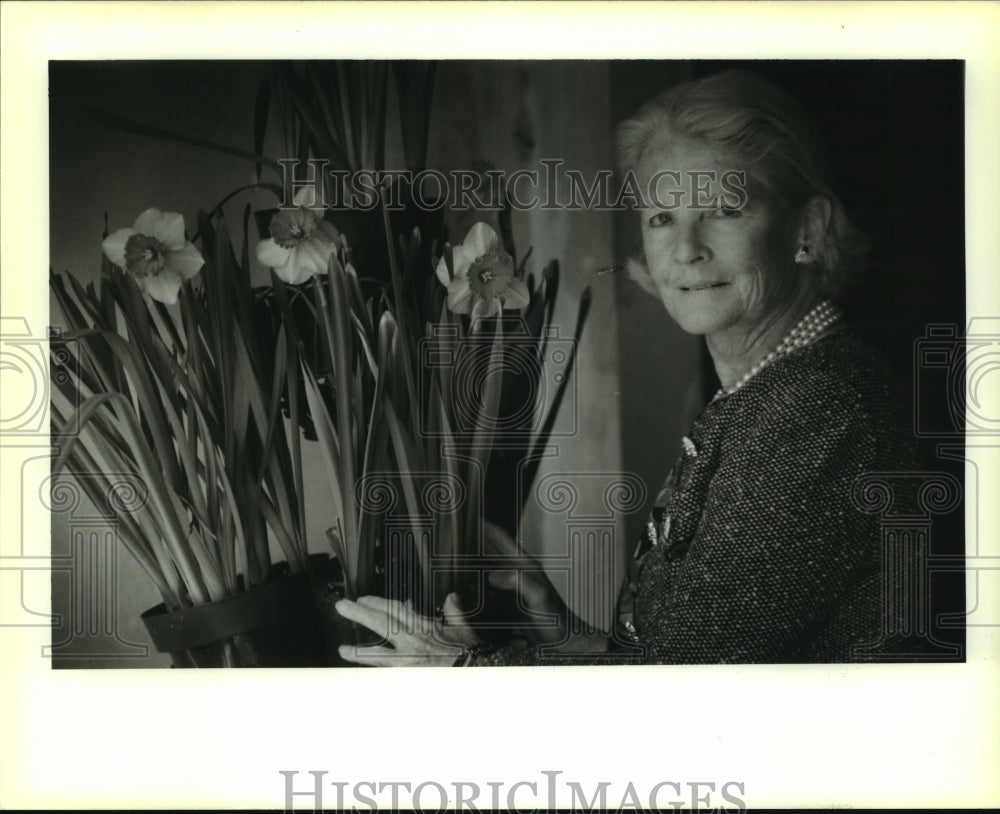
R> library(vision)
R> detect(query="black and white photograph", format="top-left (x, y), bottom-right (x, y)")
top-left (45, 57), bottom-right (968, 670)
top-left (2, 2), bottom-right (998, 810)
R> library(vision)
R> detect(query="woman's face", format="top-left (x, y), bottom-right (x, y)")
top-left (637, 137), bottom-right (802, 342)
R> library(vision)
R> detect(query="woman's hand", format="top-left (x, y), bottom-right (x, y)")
top-left (335, 592), bottom-right (478, 667)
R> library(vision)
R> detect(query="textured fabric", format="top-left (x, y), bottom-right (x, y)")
top-left (474, 330), bottom-right (917, 665)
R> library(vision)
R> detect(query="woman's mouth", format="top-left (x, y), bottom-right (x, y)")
top-left (679, 282), bottom-right (729, 291)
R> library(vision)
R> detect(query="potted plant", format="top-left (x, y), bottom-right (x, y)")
top-left (255, 185), bottom-right (590, 634)
top-left (57, 59), bottom-right (592, 662)
top-left (50, 205), bottom-right (333, 667)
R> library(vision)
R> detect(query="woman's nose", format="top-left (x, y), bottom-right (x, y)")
top-left (671, 223), bottom-right (710, 265)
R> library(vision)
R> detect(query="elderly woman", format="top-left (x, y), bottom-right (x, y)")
top-left (336, 70), bottom-right (916, 665)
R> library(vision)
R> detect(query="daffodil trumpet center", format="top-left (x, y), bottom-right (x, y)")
top-left (269, 207), bottom-right (320, 249)
top-left (467, 247), bottom-right (514, 300)
top-left (124, 234), bottom-right (170, 278)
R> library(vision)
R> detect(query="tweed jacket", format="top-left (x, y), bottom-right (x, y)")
top-left (475, 330), bottom-right (917, 665)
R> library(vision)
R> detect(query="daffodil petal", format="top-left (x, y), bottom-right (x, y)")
top-left (464, 222), bottom-right (500, 257)
top-left (166, 242), bottom-right (205, 280)
top-left (298, 240), bottom-right (330, 277)
top-left (256, 238), bottom-right (291, 269)
top-left (276, 253), bottom-right (311, 285)
top-left (102, 228), bottom-right (135, 268)
top-left (133, 208), bottom-right (164, 236)
top-left (314, 220), bottom-right (341, 242)
top-left (293, 186), bottom-right (319, 207)
top-left (435, 256), bottom-right (451, 287)
top-left (447, 277), bottom-right (473, 313)
top-left (318, 242), bottom-right (338, 275)
top-left (152, 211), bottom-right (186, 250)
top-left (450, 243), bottom-right (475, 279)
top-left (502, 278), bottom-right (530, 310)
top-left (282, 248), bottom-right (311, 283)
top-left (491, 253), bottom-right (516, 286)
top-left (473, 297), bottom-right (501, 320)
top-left (142, 271), bottom-right (183, 305)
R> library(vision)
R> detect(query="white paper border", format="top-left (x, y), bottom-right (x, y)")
top-left (2, 2), bottom-right (998, 809)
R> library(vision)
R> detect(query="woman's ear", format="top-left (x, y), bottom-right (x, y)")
top-left (797, 196), bottom-right (833, 249)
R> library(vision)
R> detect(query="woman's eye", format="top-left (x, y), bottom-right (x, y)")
top-left (648, 211), bottom-right (674, 228)
top-left (710, 206), bottom-right (741, 219)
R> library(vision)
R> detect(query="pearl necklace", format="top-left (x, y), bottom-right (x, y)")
top-left (713, 299), bottom-right (841, 400)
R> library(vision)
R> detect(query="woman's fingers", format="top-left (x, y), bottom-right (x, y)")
top-left (483, 521), bottom-right (520, 557)
top-left (346, 593), bottom-right (476, 646)
top-left (488, 568), bottom-right (551, 610)
top-left (337, 643), bottom-right (459, 668)
top-left (356, 594), bottom-right (422, 633)
top-left (441, 591), bottom-right (464, 623)
top-left (336, 596), bottom-right (466, 666)
top-left (487, 569), bottom-right (518, 591)
top-left (346, 594), bottom-right (434, 636)
top-left (357, 594), bottom-right (407, 615)
top-left (336, 597), bottom-right (401, 641)
top-left (439, 591), bottom-right (480, 647)
top-left (337, 644), bottom-right (395, 666)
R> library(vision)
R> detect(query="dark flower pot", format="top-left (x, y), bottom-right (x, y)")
top-left (141, 554), bottom-right (336, 668)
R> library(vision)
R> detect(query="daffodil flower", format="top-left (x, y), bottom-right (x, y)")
top-left (435, 222), bottom-right (529, 319)
top-left (102, 209), bottom-right (204, 305)
top-left (256, 187), bottom-right (340, 285)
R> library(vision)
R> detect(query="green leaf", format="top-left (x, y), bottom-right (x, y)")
top-left (393, 61), bottom-right (436, 173)
top-left (523, 286), bottom-right (592, 506)
top-left (383, 397), bottom-right (431, 601)
top-left (285, 333), bottom-right (307, 558)
top-left (56, 392), bottom-right (215, 605)
top-left (313, 258), bottom-right (360, 576)
top-left (277, 64), bottom-right (352, 170)
top-left (464, 318), bottom-right (504, 539)
top-left (253, 78), bottom-right (271, 184)
top-left (301, 359), bottom-right (347, 563)
top-left (431, 380), bottom-right (461, 569)
top-left (51, 391), bottom-right (182, 607)
top-left (379, 201), bottom-right (419, 416)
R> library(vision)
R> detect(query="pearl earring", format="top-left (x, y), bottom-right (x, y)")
top-left (794, 245), bottom-right (810, 264)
